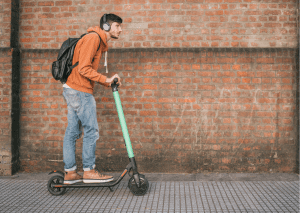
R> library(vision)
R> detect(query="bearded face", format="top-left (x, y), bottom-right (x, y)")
top-left (109, 22), bottom-right (122, 39)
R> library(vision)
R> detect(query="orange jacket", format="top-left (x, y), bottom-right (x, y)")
top-left (66, 26), bottom-right (110, 94)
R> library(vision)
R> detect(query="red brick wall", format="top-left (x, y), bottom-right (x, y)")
top-left (0, 0), bottom-right (11, 47)
top-left (19, 48), bottom-right (298, 173)
top-left (0, 0), bottom-right (13, 176)
top-left (0, 49), bottom-right (12, 175)
top-left (19, 0), bottom-right (298, 49)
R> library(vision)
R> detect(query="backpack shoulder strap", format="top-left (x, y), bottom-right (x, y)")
top-left (96, 34), bottom-right (101, 51)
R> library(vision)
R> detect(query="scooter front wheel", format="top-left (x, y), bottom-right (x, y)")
top-left (47, 175), bottom-right (66, 196)
top-left (128, 174), bottom-right (149, 196)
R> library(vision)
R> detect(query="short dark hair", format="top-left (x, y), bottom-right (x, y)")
top-left (100, 13), bottom-right (122, 30)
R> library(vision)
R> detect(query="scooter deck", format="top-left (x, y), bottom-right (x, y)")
top-left (52, 180), bottom-right (119, 188)
top-left (50, 169), bottom-right (128, 189)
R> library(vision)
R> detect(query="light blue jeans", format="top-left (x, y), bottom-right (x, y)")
top-left (63, 87), bottom-right (99, 172)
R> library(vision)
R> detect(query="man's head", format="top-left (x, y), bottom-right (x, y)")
top-left (100, 13), bottom-right (122, 40)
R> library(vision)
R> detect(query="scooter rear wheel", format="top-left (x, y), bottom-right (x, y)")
top-left (47, 175), bottom-right (66, 196)
top-left (128, 174), bottom-right (149, 196)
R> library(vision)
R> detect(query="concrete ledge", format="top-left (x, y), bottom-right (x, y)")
top-left (1, 172), bottom-right (298, 181)
top-left (147, 173), bottom-right (300, 182)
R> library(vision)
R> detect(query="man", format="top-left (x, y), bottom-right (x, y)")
top-left (62, 14), bottom-right (123, 184)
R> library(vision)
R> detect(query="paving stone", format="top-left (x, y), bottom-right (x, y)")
top-left (0, 179), bottom-right (298, 212)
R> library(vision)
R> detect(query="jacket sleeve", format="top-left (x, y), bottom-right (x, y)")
top-left (99, 81), bottom-right (110, 87)
top-left (77, 33), bottom-right (107, 84)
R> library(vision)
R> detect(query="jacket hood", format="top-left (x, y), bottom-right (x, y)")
top-left (87, 26), bottom-right (108, 52)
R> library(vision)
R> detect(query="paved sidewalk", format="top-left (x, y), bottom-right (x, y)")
top-left (0, 172), bottom-right (299, 213)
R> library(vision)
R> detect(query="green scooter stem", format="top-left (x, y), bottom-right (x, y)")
top-left (112, 81), bottom-right (135, 159)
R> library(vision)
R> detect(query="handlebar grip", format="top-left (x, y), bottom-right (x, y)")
top-left (111, 78), bottom-right (119, 92)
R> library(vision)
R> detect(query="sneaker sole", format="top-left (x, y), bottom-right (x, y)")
top-left (64, 179), bottom-right (83, 185)
top-left (83, 178), bottom-right (114, 183)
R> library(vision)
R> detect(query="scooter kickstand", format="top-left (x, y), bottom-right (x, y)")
top-left (109, 187), bottom-right (114, 192)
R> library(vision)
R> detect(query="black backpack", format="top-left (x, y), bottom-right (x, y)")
top-left (51, 32), bottom-right (101, 83)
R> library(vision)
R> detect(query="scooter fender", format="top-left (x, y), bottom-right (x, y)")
top-left (48, 170), bottom-right (64, 176)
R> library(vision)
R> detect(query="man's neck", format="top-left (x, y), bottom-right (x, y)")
top-left (105, 31), bottom-right (111, 42)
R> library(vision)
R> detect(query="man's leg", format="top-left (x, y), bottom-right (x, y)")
top-left (78, 92), bottom-right (113, 183)
top-left (63, 105), bottom-right (80, 171)
top-left (78, 92), bottom-right (99, 170)
top-left (62, 88), bottom-right (83, 184)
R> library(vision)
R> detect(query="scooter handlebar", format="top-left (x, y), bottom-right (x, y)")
top-left (111, 78), bottom-right (119, 92)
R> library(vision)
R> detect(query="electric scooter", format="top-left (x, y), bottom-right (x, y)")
top-left (47, 78), bottom-right (149, 196)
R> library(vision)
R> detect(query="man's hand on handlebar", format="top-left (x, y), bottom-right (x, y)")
top-left (105, 74), bottom-right (122, 87)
